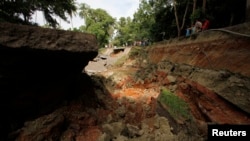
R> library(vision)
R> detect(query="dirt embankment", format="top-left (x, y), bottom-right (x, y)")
top-left (130, 22), bottom-right (250, 135)
top-left (146, 22), bottom-right (250, 115)
top-left (92, 22), bottom-right (250, 140)
top-left (12, 22), bottom-right (250, 141)
top-left (100, 22), bottom-right (250, 140)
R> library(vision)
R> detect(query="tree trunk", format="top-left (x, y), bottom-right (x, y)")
top-left (229, 13), bottom-right (234, 26)
top-left (181, 1), bottom-right (190, 30)
top-left (193, 0), bottom-right (197, 15)
top-left (173, 0), bottom-right (181, 37)
top-left (247, 0), bottom-right (250, 21)
top-left (202, 0), bottom-right (206, 14)
top-left (174, 0), bottom-right (190, 38)
top-left (191, 0), bottom-right (197, 25)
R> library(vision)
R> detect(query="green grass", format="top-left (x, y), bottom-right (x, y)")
top-left (128, 47), bottom-right (140, 58)
top-left (98, 48), bottom-right (107, 54)
top-left (113, 55), bottom-right (128, 67)
top-left (159, 88), bottom-right (192, 121)
top-left (128, 46), bottom-right (145, 59)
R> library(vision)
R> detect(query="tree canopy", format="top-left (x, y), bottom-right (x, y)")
top-left (0, 0), bottom-right (247, 45)
top-left (149, 0), bottom-right (247, 39)
top-left (78, 3), bottom-right (115, 48)
top-left (0, 0), bottom-right (77, 28)
top-left (113, 0), bottom-right (247, 43)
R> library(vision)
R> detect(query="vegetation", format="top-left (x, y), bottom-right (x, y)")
top-left (159, 88), bottom-right (192, 121)
top-left (113, 55), bottom-right (128, 67)
top-left (0, 0), bottom-right (247, 46)
top-left (78, 3), bottom-right (115, 48)
top-left (128, 46), bottom-right (144, 59)
top-left (112, 0), bottom-right (247, 44)
top-left (113, 0), bottom-right (155, 46)
top-left (0, 0), bottom-right (77, 28)
top-left (113, 17), bottom-right (135, 46)
top-left (98, 48), bottom-right (107, 55)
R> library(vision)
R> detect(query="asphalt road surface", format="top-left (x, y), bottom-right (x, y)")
top-left (84, 47), bottom-right (131, 75)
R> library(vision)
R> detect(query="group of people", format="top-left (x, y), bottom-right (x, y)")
top-left (186, 19), bottom-right (210, 37)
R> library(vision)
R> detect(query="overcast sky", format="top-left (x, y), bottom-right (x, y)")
top-left (32, 0), bottom-right (140, 29)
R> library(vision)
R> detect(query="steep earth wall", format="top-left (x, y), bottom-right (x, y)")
top-left (1, 22), bottom-right (249, 141)
top-left (0, 22), bottom-right (98, 140)
top-left (144, 22), bottom-right (250, 124)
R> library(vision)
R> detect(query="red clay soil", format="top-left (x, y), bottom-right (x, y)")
top-left (142, 23), bottom-right (250, 133)
top-left (109, 23), bottom-right (250, 137)
top-left (148, 37), bottom-right (250, 77)
top-left (14, 23), bottom-right (250, 141)
top-left (68, 23), bottom-right (250, 140)
top-left (178, 79), bottom-right (250, 124)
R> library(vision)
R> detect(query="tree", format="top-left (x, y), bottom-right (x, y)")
top-left (148, 0), bottom-right (176, 41)
top-left (206, 0), bottom-right (246, 28)
top-left (113, 17), bottom-right (135, 46)
top-left (132, 0), bottom-right (155, 41)
top-left (193, 0), bottom-right (197, 16)
top-left (113, 0), bottom-right (156, 46)
top-left (173, 0), bottom-right (190, 37)
top-left (0, 0), bottom-right (77, 28)
top-left (247, 0), bottom-right (250, 21)
top-left (149, 0), bottom-right (246, 39)
top-left (79, 3), bottom-right (115, 48)
top-left (202, 0), bottom-right (207, 14)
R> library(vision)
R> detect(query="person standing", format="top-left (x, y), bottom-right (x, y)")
top-left (202, 19), bottom-right (210, 31)
top-left (186, 27), bottom-right (191, 37)
top-left (195, 20), bottom-right (202, 32)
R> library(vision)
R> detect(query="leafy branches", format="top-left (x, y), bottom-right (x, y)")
top-left (78, 3), bottom-right (115, 48)
top-left (0, 0), bottom-right (77, 28)
top-left (113, 0), bottom-right (155, 46)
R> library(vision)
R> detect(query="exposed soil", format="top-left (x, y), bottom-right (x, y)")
top-left (13, 22), bottom-right (250, 141)
top-left (89, 22), bottom-right (250, 140)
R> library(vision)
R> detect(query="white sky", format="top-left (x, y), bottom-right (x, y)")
top-left (32, 0), bottom-right (140, 30)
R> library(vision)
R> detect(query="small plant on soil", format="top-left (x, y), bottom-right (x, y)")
top-left (128, 46), bottom-right (149, 66)
top-left (113, 55), bottom-right (128, 67)
top-left (98, 48), bottom-right (107, 54)
top-left (159, 88), bottom-right (192, 123)
top-left (128, 46), bottom-right (142, 59)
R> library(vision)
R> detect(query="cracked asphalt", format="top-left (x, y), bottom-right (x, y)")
top-left (84, 47), bottom-right (131, 75)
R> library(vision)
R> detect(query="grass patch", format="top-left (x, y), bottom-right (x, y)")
top-left (128, 46), bottom-right (142, 59)
top-left (128, 46), bottom-right (148, 59)
top-left (113, 55), bottom-right (128, 67)
top-left (159, 88), bottom-right (192, 122)
top-left (98, 48), bottom-right (107, 54)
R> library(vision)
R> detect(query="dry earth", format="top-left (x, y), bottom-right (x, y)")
top-left (13, 22), bottom-right (250, 141)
